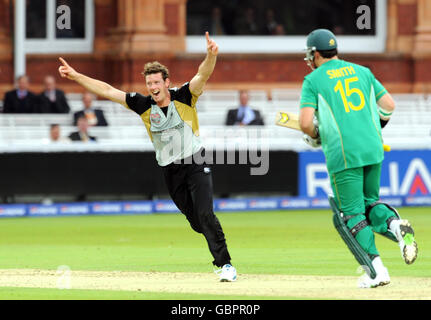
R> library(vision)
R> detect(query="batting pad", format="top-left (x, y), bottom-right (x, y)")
top-left (366, 202), bottom-right (401, 243)
top-left (329, 196), bottom-right (377, 280)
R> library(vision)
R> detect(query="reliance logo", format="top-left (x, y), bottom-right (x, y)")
top-left (380, 159), bottom-right (431, 196)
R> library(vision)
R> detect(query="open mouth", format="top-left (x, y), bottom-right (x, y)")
top-left (152, 90), bottom-right (161, 99)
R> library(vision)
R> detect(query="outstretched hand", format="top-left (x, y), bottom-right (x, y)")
top-left (206, 32), bottom-right (219, 56)
top-left (58, 57), bottom-right (79, 81)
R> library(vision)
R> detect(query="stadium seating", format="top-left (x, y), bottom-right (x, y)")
top-left (0, 90), bottom-right (430, 152)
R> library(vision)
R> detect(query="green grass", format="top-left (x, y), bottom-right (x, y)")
top-left (0, 207), bottom-right (430, 299)
top-left (0, 287), bottom-right (299, 300)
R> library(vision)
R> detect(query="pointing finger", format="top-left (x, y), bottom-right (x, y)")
top-left (59, 57), bottom-right (69, 67)
top-left (205, 31), bottom-right (210, 43)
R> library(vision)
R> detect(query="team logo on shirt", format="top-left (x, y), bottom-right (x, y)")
top-left (150, 113), bottom-right (161, 124)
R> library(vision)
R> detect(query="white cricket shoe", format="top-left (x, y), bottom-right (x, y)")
top-left (357, 257), bottom-right (390, 289)
top-left (358, 267), bottom-right (390, 288)
top-left (390, 219), bottom-right (418, 265)
top-left (215, 264), bottom-right (237, 282)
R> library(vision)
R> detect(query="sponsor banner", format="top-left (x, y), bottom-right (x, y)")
top-left (0, 205), bottom-right (27, 217)
top-left (380, 151), bottom-right (431, 197)
top-left (154, 200), bottom-right (179, 213)
top-left (122, 202), bottom-right (153, 214)
top-left (404, 196), bottom-right (431, 206)
top-left (380, 197), bottom-right (404, 208)
top-left (310, 198), bottom-right (331, 209)
top-left (28, 205), bottom-right (58, 216)
top-left (248, 199), bottom-right (279, 210)
top-left (91, 203), bottom-right (123, 215)
top-left (298, 151), bottom-right (329, 198)
top-left (299, 150), bottom-right (431, 198)
top-left (58, 203), bottom-right (90, 215)
top-left (279, 198), bottom-right (310, 209)
top-left (0, 196), bottom-right (430, 219)
top-left (215, 199), bottom-right (248, 211)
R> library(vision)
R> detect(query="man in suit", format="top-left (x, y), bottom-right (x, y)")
top-left (2, 75), bottom-right (38, 113)
top-left (38, 75), bottom-right (71, 113)
top-left (69, 115), bottom-right (97, 142)
top-left (225, 90), bottom-right (265, 126)
top-left (73, 92), bottom-right (108, 127)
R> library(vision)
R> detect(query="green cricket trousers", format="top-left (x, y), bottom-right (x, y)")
top-left (330, 162), bottom-right (398, 257)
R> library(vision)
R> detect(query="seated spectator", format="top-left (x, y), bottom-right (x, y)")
top-left (2, 75), bottom-right (38, 113)
top-left (69, 116), bottom-right (97, 142)
top-left (38, 75), bottom-right (71, 113)
top-left (73, 92), bottom-right (108, 127)
top-left (48, 124), bottom-right (70, 143)
top-left (225, 90), bottom-right (265, 126)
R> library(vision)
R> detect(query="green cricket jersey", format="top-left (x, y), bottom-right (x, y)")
top-left (300, 59), bottom-right (387, 174)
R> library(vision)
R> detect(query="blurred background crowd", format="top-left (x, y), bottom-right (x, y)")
top-left (187, 0), bottom-right (375, 36)
top-left (1, 74), bottom-right (108, 143)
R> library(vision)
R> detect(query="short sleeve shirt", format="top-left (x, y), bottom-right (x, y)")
top-left (300, 59), bottom-right (386, 173)
top-left (126, 83), bottom-right (203, 166)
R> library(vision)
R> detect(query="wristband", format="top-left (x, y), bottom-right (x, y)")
top-left (378, 106), bottom-right (393, 121)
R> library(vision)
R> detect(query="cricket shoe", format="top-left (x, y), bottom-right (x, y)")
top-left (215, 264), bottom-right (237, 282)
top-left (358, 267), bottom-right (390, 289)
top-left (358, 256), bottom-right (390, 289)
top-left (391, 219), bottom-right (418, 265)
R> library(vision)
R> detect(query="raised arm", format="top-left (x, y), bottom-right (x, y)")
top-left (58, 57), bottom-right (127, 107)
top-left (189, 32), bottom-right (218, 96)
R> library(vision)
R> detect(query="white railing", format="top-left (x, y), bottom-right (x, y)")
top-left (0, 91), bottom-right (430, 152)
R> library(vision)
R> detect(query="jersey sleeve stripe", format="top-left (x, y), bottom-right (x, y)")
top-left (375, 89), bottom-right (387, 100)
top-left (300, 102), bottom-right (318, 108)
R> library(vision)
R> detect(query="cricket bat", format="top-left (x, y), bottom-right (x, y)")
top-left (275, 111), bottom-right (301, 131)
top-left (275, 110), bottom-right (391, 152)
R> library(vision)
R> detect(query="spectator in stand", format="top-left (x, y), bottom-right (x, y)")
top-left (38, 75), bottom-right (71, 114)
top-left (73, 92), bottom-right (108, 127)
top-left (208, 7), bottom-right (226, 35)
top-left (274, 24), bottom-right (286, 35)
top-left (2, 75), bottom-right (38, 113)
top-left (263, 9), bottom-right (279, 35)
top-left (225, 90), bottom-right (265, 126)
top-left (45, 124), bottom-right (70, 144)
top-left (234, 7), bottom-right (259, 35)
top-left (69, 115), bottom-right (97, 142)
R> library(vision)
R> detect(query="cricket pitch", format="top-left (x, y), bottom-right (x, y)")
top-left (0, 269), bottom-right (430, 299)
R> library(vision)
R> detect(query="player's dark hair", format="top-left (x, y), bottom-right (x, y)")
top-left (142, 61), bottom-right (170, 81)
top-left (318, 48), bottom-right (338, 59)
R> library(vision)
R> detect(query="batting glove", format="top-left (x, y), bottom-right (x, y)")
top-left (303, 134), bottom-right (321, 148)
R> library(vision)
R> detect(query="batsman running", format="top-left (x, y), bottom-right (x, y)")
top-left (298, 29), bottom-right (418, 288)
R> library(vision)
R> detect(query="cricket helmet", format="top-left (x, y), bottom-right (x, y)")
top-left (304, 29), bottom-right (338, 69)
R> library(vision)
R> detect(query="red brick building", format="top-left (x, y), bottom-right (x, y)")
top-left (0, 0), bottom-right (430, 97)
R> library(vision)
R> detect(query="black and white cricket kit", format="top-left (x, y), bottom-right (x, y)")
top-left (125, 83), bottom-right (231, 267)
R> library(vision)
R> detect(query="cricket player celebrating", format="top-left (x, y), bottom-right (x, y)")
top-left (299, 29), bottom-right (418, 288)
top-left (58, 32), bottom-right (237, 282)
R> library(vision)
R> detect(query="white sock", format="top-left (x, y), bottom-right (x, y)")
top-left (389, 219), bottom-right (401, 234)
top-left (372, 256), bottom-right (385, 273)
